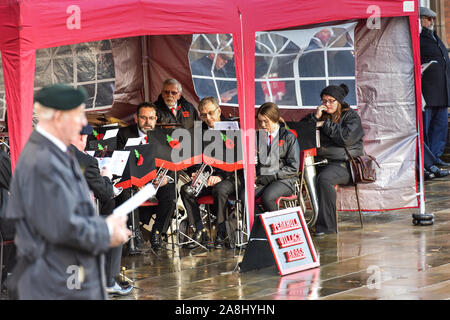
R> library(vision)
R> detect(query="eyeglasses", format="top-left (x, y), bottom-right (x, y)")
top-left (321, 99), bottom-right (337, 105)
top-left (138, 115), bottom-right (157, 121)
top-left (163, 90), bottom-right (179, 96)
top-left (199, 107), bottom-right (219, 118)
top-left (421, 16), bottom-right (434, 21)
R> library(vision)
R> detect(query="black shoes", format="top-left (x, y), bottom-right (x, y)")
top-left (436, 159), bottom-right (450, 167)
top-left (186, 229), bottom-right (210, 249)
top-left (429, 165), bottom-right (450, 178)
top-left (424, 169), bottom-right (435, 180)
top-left (150, 230), bottom-right (161, 250)
top-left (214, 234), bottom-right (226, 249)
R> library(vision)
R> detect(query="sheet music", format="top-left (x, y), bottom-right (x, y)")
top-left (103, 128), bottom-right (119, 140)
top-left (96, 150), bottom-right (130, 176)
top-left (421, 60), bottom-right (437, 74)
top-left (125, 137), bottom-right (142, 147)
top-left (213, 121), bottom-right (239, 130)
top-left (113, 183), bottom-right (157, 217)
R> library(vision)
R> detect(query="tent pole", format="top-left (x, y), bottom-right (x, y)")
top-left (409, 13), bottom-right (434, 226)
top-left (141, 36), bottom-right (150, 101)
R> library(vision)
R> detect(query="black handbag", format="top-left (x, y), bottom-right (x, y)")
top-left (344, 146), bottom-right (380, 184)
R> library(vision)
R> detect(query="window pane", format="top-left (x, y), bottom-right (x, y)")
top-left (300, 80), bottom-right (326, 107)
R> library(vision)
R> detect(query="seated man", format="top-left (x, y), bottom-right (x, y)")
top-left (180, 97), bottom-right (242, 249)
top-left (116, 102), bottom-right (176, 251)
top-left (153, 78), bottom-right (200, 129)
top-left (70, 124), bottom-right (133, 296)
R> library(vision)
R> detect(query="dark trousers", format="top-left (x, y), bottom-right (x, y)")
top-left (315, 161), bottom-right (351, 233)
top-left (105, 245), bottom-right (122, 287)
top-left (180, 178), bottom-right (236, 232)
top-left (423, 107), bottom-right (448, 159)
top-left (151, 183), bottom-right (176, 233)
top-left (418, 142), bottom-right (439, 170)
top-left (255, 180), bottom-right (294, 213)
top-left (100, 197), bottom-right (122, 287)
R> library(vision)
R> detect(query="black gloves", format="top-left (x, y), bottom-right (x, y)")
top-left (256, 174), bottom-right (277, 186)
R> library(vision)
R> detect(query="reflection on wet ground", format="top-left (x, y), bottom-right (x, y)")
top-left (112, 175), bottom-right (450, 301)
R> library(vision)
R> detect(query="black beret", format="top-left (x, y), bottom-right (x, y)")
top-left (34, 84), bottom-right (87, 110)
top-left (80, 124), bottom-right (93, 135)
top-left (320, 83), bottom-right (349, 104)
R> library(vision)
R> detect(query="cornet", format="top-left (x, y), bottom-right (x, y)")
top-left (151, 165), bottom-right (174, 192)
top-left (185, 163), bottom-right (214, 197)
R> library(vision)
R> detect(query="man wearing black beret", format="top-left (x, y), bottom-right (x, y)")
top-left (4, 84), bottom-right (131, 299)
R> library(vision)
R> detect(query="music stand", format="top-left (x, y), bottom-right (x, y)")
top-left (147, 127), bottom-right (205, 253)
top-left (87, 126), bottom-right (118, 151)
top-left (116, 143), bottom-right (158, 255)
top-left (202, 129), bottom-right (246, 252)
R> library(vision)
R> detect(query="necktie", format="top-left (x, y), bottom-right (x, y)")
top-left (268, 134), bottom-right (273, 146)
top-left (170, 107), bottom-right (176, 117)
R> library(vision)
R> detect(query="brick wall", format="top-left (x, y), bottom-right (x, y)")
top-left (445, 0), bottom-right (450, 45)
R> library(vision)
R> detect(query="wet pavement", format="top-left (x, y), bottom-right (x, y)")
top-left (114, 175), bottom-right (450, 301)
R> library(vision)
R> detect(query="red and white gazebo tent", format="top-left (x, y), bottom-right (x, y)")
top-left (0, 0), bottom-right (425, 229)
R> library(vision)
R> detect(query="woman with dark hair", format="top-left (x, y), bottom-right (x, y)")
top-left (302, 83), bottom-right (364, 235)
top-left (255, 102), bottom-right (300, 212)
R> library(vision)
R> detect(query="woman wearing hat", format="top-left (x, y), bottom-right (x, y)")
top-left (302, 83), bottom-right (365, 235)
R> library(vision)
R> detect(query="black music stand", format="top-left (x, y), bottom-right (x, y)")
top-left (202, 129), bottom-right (246, 252)
top-left (86, 126), bottom-right (118, 152)
top-left (147, 127), bottom-right (204, 253)
top-left (116, 143), bottom-right (158, 255)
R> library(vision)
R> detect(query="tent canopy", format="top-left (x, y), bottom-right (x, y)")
top-left (0, 0), bottom-right (424, 228)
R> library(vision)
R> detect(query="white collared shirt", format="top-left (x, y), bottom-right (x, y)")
top-left (36, 125), bottom-right (67, 153)
top-left (268, 125), bottom-right (280, 146)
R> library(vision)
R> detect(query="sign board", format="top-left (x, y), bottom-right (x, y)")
top-left (259, 206), bottom-right (319, 276)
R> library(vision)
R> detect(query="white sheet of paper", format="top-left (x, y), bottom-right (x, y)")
top-left (125, 137), bottom-right (142, 147)
top-left (213, 121), bottom-right (239, 130)
top-left (96, 151), bottom-right (130, 176)
top-left (86, 151), bottom-right (95, 157)
top-left (103, 123), bottom-right (119, 127)
top-left (96, 157), bottom-right (113, 172)
top-left (421, 60), bottom-right (437, 74)
top-left (110, 151), bottom-right (130, 176)
top-left (103, 128), bottom-right (119, 140)
top-left (113, 183), bottom-right (157, 217)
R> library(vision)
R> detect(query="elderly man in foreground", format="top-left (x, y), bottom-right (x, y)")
top-left (5, 84), bottom-right (130, 300)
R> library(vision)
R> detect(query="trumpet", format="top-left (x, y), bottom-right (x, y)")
top-left (185, 163), bottom-right (214, 197)
top-left (151, 165), bottom-right (174, 192)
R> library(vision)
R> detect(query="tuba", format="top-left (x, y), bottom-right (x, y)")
top-left (301, 154), bottom-right (327, 227)
top-left (185, 163), bottom-right (214, 197)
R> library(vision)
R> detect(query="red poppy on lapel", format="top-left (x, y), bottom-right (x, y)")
top-left (278, 139), bottom-right (285, 147)
top-left (289, 129), bottom-right (298, 138)
top-left (135, 149), bottom-right (144, 166)
top-left (92, 129), bottom-right (104, 140)
top-left (166, 134), bottom-right (181, 149)
top-left (221, 133), bottom-right (235, 149)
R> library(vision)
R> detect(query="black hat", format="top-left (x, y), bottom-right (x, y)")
top-left (320, 83), bottom-right (349, 104)
top-left (34, 84), bottom-right (87, 110)
top-left (80, 124), bottom-right (93, 135)
top-left (419, 7), bottom-right (436, 18)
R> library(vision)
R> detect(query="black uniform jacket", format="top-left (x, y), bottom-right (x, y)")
top-left (153, 94), bottom-right (200, 129)
top-left (303, 108), bottom-right (364, 161)
top-left (71, 145), bottom-right (114, 203)
top-left (5, 130), bottom-right (110, 299)
top-left (116, 124), bottom-right (140, 151)
top-left (256, 125), bottom-right (300, 191)
top-left (420, 27), bottom-right (450, 107)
